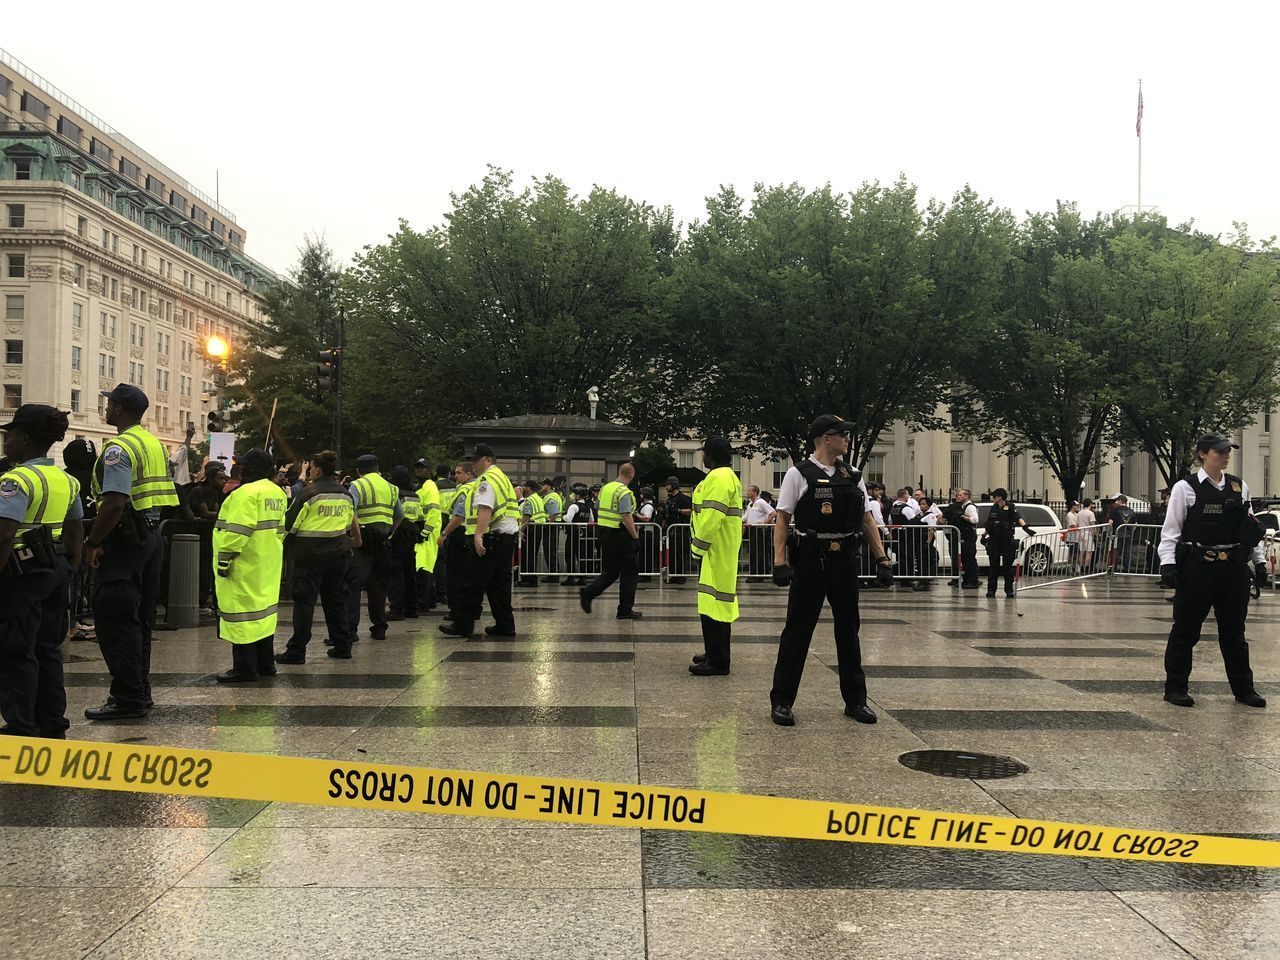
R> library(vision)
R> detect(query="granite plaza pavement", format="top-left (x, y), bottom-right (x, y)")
top-left (1, 578), bottom-right (1277, 959)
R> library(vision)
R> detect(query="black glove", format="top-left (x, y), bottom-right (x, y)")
top-left (1159, 564), bottom-right (1178, 589)
top-left (874, 558), bottom-right (894, 587)
top-left (216, 558), bottom-right (233, 578)
top-left (1022, 527), bottom-right (1036, 538)
top-left (772, 564), bottom-right (793, 587)
top-left (980, 534), bottom-right (989, 546)
top-left (1254, 562), bottom-right (1270, 591)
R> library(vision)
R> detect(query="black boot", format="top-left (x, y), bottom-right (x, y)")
top-left (217, 644), bottom-right (259, 683)
top-left (255, 638), bottom-right (278, 677)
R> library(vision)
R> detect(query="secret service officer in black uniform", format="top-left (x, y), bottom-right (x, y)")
top-left (1158, 433), bottom-right (1268, 708)
top-left (769, 415), bottom-right (894, 727)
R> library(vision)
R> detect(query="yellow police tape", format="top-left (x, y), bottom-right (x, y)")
top-left (2, 736), bottom-right (1278, 869)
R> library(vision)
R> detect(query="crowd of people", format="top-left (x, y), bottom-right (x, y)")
top-left (0, 387), bottom-right (1269, 743)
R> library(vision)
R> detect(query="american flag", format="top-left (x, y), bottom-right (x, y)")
top-left (1136, 84), bottom-right (1143, 138)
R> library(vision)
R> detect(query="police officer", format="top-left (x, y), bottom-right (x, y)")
top-left (0, 405), bottom-right (82, 737)
top-left (84, 384), bottom-right (178, 721)
top-left (687, 438), bottom-right (742, 675)
top-left (561, 482), bottom-right (593, 585)
top-left (518, 479), bottom-right (545, 584)
top-left (663, 476), bottom-right (694, 583)
top-left (982, 488), bottom-right (1031, 597)
top-left (437, 462), bottom-right (475, 624)
top-left (387, 465), bottom-right (422, 620)
top-left (276, 450), bottom-right (358, 663)
top-left (541, 477), bottom-right (563, 575)
top-left (888, 487), bottom-right (924, 588)
top-left (769, 415), bottom-right (894, 727)
top-left (345, 454), bottom-right (402, 641)
top-left (441, 444), bottom-right (518, 637)
top-left (943, 488), bottom-right (981, 589)
top-left (415, 462), bottom-right (442, 612)
top-left (213, 448), bottom-right (286, 682)
top-left (579, 462), bottom-right (642, 620)
top-left (1159, 433), bottom-right (1268, 708)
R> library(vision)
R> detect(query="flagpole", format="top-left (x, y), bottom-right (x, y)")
top-left (1136, 79), bottom-right (1143, 217)
top-left (264, 398), bottom-right (278, 451)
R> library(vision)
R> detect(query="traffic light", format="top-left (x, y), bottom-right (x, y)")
top-left (316, 348), bottom-right (341, 393)
top-left (207, 410), bottom-right (227, 433)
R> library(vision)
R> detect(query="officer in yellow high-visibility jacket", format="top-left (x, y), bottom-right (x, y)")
top-left (415, 468), bottom-right (442, 611)
top-left (579, 462), bottom-right (642, 620)
top-left (440, 445), bottom-right (519, 637)
top-left (213, 448), bottom-right (286, 682)
top-left (276, 450), bottom-right (358, 664)
top-left (541, 478), bottom-right (563, 574)
top-left (0, 405), bottom-right (83, 737)
top-left (688, 437), bottom-right (743, 675)
top-left (84, 384), bottom-right (178, 722)
top-left (518, 480), bottom-right (546, 584)
top-left (345, 454), bottom-right (403, 640)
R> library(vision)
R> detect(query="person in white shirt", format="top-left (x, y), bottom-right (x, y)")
top-left (1158, 433), bottom-right (1268, 709)
top-left (1077, 499), bottom-right (1098, 572)
top-left (888, 488), bottom-right (924, 588)
top-left (744, 484), bottom-right (776, 575)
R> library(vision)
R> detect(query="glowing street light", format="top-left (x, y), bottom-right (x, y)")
top-left (205, 334), bottom-right (229, 363)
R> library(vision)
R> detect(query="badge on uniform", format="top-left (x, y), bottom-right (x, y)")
top-left (104, 447), bottom-right (122, 466)
top-left (0, 478), bottom-right (17, 498)
top-left (828, 540), bottom-right (842, 551)
top-left (821, 502), bottom-right (833, 515)
top-left (1232, 482), bottom-right (1242, 492)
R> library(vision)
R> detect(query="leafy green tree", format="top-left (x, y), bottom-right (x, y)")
top-left (678, 178), bottom-right (964, 466)
top-left (342, 168), bottom-right (685, 464)
top-left (950, 204), bottom-right (1121, 501)
top-left (1109, 221), bottom-right (1280, 484)
top-left (224, 237), bottom-right (343, 463)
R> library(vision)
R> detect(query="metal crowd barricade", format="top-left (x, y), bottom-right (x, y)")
top-left (875, 524), bottom-right (961, 583)
top-left (1108, 523), bottom-right (1164, 577)
top-left (1014, 523), bottom-right (1113, 591)
top-left (515, 521), bottom-right (663, 581)
top-left (1266, 531), bottom-right (1280, 592)
top-left (740, 524), bottom-right (777, 580)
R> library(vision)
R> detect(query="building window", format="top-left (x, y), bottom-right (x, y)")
top-left (1264, 456), bottom-right (1272, 496)
top-left (4, 340), bottom-right (21, 364)
top-left (1006, 455), bottom-right (1017, 494)
top-left (129, 322), bottom-right (145, 347)
top-left (70, 388), bottom-right (81, 413)
top-left (71, 345), bottom-right (81, 371)
top-left (119, 158), bottom-right (141, 182)
top-left (949, 450), bottom-right (965, 495)
top-left (6, 204), bottom-right (24, 228)
top-left (2, 385), bottom-right (20, 409)
top-left (98, 354), bottom-right (116, 379)
top-left (90, 138), bottom-right (112, 163)
top-left (226, 292), bottom-right (232, 308)
top-left (77, 216), bottom-right (87, 238)
top-left (99, 312), bottom-right (116, 338)
top-left (6, 254), bottom-right (24, 278)
top-left (57, 116), bottom-right (83, 142)
top-left (863, 454), bottom-right (885, 486)
top-left (145, 175), bottom-right (165, 197)
top-left (20, 92), bottom-right (48, 120)
top-left (74, 264), bottom-right (85, 287)
top-left (1265, 403), bottom-right (1272, 434)
top-left (101, 228), bottom-right (110, 250)
top-left (72, 302), bottom-right (82, 328)
top-left (169, 191), bottom-right (187, 214)
top-left (5, 295), bottom-right (22, 320)
top-left (128, 361), bottom-right (144, 385)
top-left (0, 76), bottom-right (9, 100)
top-left (14, 159), bottom-right (32, 180)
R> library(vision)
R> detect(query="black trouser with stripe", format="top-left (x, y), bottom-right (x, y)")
top-left (986, 539), bottom-right (1016, 594)
top-left (1164, 560), bottom-right (1256, 697)
top-left (345, 528), bottom-right (390, 636)
top-left (583, 528), bottom-right (638, 614)
top-left (94, 530), bottom-right (163, 710)
top-left (770, 546), bottom-right (866, 710)
top-left (458, 533), bottom-right (516, 633)
top-left (0, 560), bottom-right (68, 736)
top-left (287, 552), bottom-right (351, 654)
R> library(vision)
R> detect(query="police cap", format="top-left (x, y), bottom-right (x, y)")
top-left (99, 383), bottom-right (149, 415)
top-left (698, 436), bottom-right (733, 461)
top-left (470, 443), bottom-right (496, 461)
top-left (240, 447), bottom-right (275, 482)
top-left (808, 414), bottom-right (850, 440)
top-left (0, 403), bottom-right (60, 433)
top-left (1196, 433), bottom-right (1238, 454)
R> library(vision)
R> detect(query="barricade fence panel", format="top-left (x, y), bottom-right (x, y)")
top-left (1267, 532), bottom-right (1280, 592)
top-left (1110, 523), bottom-right (1165, 577)
top-left (1015, 523), bottom-right (1113, 591)
top-left (876, 524), bottom-right (962, 582)
top-left (515, 522), bottom-right (663, 581)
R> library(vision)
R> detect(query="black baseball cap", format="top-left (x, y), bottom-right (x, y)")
top-left (0, 403), bottom-right (59, 432)
top-left (808, 414), bottom-right (850, 439)
top-left (540, 478), bottom-right (553, 486)
top-left (699, 436), bottom-right (733, 460)
top-left (664, 475), bottom-right (680, 486)
top-left (470, 443), bottom-right (495, 460)
top-left (1196, 433), bottom-right (1238, 453)
top-left (99, 383), bottom-right (149, 414)
top-left (414, 458), bottom-right (430, 468)
top-left (355, 453), bottom-right (379, 470)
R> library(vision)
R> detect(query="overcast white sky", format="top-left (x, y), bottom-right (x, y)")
top-left (7, 2), bottom-right (1277, 274)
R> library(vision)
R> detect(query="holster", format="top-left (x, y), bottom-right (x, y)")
top-left (3, 525), bottom-right (57, 578)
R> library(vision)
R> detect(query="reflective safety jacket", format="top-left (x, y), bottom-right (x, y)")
top-left (213, 478), bottom-right (286, 645)
top-left (401, 491), bottom-right (423, 527)
top-left (525, 491), bottom-right (547, 523)
top-left (91, 424), bottom-right (179, 511)
top-left (416, 479), bottom-right (442, 573)
top-left (466, 467), bottom-right (518, 530)
top-left (351, 471), bottom-right (398, 528)
top-left (2, 462), bottom-right (78, 548)
top-left (544, 490), bottom-right (563, 521)
top-left (287, 480), bottom-right (354, 561)
top-left (691, 466), bottom-right (743, 622)
top-left (459, 480), bottom-right (481, 535)
top-left (597, 481), bottom-right (633, 529)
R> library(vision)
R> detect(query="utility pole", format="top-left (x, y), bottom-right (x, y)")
top-left (335, 307), bottom-right (345, 467)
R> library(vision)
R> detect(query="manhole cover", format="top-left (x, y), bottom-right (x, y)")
top-left (898, 750), bottom-right (1029, 780)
